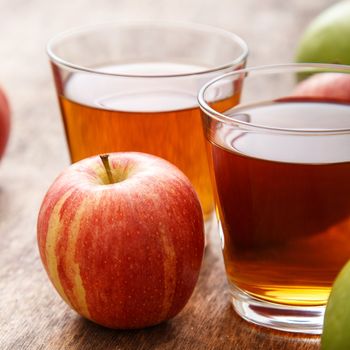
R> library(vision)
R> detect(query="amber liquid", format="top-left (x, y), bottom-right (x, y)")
top-left (59, 63), bottom-right (238, 217)
top-left (208, 100), bottom-right (350, 306)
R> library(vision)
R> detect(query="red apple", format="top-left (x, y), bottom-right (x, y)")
top-left (0, 87), bottom-right (10, 159)
top-left (293, 73), bottom-right (350, 101)
top-left (37, 152), bottom-right (204, 329)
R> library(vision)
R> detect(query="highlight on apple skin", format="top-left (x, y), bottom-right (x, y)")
top-left (0, 87), bottom-right (10, 160)
top-left (37, 152), bottom-right (205, 329)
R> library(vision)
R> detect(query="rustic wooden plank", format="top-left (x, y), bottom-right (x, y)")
top-left (0, 0), bottom-right (337, 348)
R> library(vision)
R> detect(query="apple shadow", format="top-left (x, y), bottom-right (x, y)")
top-left (63, 314), bottom-right (178, 350)
top-left (65, 308), bottom-right (320, 350)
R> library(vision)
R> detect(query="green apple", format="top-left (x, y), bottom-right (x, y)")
top-left (322, 260), bottom-right (350, 349)
top-left (295, 1), bottom-right (350, 65)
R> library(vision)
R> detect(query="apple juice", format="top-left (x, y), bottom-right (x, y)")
top-left (208, 100), bottom-right (350, 306)
top-left (57, 62), bottom-right (239, 218)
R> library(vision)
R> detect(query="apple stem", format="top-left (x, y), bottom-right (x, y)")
top-left (100, 154), bottom-right (114, 184)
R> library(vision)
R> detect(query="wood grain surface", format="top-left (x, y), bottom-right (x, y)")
top-left (0, 0), bottom-right (337, 349)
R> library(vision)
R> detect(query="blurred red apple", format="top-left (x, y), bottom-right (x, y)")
top-left (293, 73), bottom-right (350, 101)
top-left (37, 152), bottom-right (204, 329)
top-left (0, 87), bottom-right (10, 159)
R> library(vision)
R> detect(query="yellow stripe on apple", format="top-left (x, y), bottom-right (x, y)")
top-left (45, 190), bottom-right (74, 308)
top-left (60, 196), bottom-right (90, 318)
top-left (158, 222), bottom-right (177, 320)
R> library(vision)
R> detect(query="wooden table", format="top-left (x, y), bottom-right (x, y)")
top-left (0, 0), bottom-right (337, 348)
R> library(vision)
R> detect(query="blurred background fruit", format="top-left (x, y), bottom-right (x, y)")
top-left (293, 72), bottom-right (350, 101)
top-left (295, 1), bottom-right (350, 65)
top-left (0, 87), bottom-right (10, 160)
top-left (322, 260), bottom-right (350, 349)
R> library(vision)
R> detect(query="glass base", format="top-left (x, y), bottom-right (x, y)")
top-left (230, 285), bottom-right (324, 334)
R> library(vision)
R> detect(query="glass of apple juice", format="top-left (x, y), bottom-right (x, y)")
top-left (198, 63), bottom-right (350, 334)
top-left (47, 21), bottom-right (248, 238)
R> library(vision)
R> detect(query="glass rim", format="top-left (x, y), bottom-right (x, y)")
top-left (46, 20), bottom-right (249, 79)
top-left (198, 63), bottom-right (350, 135)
